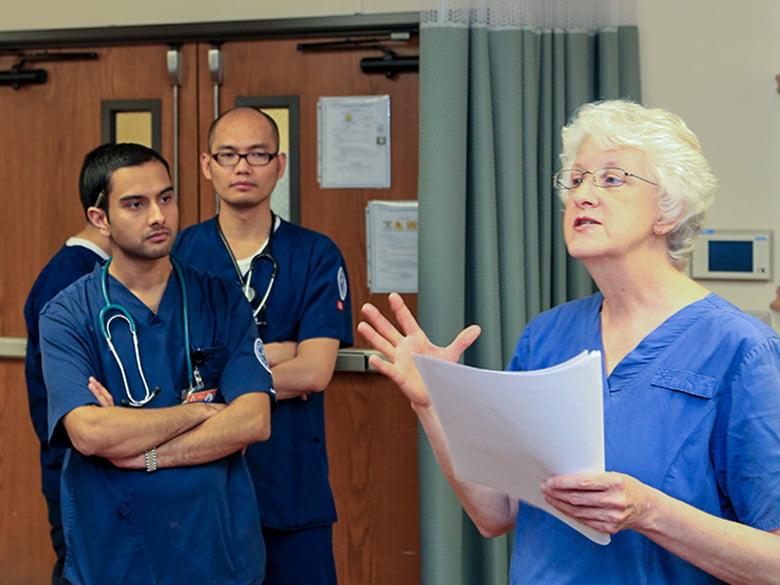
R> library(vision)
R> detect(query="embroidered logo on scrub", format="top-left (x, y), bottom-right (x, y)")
top-left (337, 266), bottom-right (348, 311)
top-left (254, 338), bottom-right (272, 374)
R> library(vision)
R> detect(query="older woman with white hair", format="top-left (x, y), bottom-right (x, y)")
top-left (358, 100), bottom-right (780, 584)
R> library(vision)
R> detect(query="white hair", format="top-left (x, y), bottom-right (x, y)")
top-left (559, 100), bottom-right (718, 270)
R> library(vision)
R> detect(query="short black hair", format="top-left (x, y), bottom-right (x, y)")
top-left (79, 143), bottom-right (170, 215)
top-left (206, 107), bottom-right (281, 153)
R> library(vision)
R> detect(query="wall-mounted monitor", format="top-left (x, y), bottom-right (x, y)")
top-left (691, 229), bottom-right (772, 281)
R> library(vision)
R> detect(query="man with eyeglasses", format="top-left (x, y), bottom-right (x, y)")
top-left (173, 107), bottom-right (352, 585)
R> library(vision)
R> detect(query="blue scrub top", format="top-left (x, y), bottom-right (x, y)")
top-left (24, 242), bottom-right (106, 501)
top-left (39, 261), bottom-right (274, 585)
top-left (173, 216), bottom-right (353, 530)
top-left (507, 292), bottom-right (780, 585)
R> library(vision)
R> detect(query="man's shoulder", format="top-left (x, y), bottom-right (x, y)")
top-left (174, 217), bottom-right (218, 246)
top-left (276, 219), bottom-right (340, 252)
top-left (175, 259), bottom-right (242, 302)
top-left (50, 242), bottom-right (104, 264)
top-left (176, 258), bottom-right (229, 284)
top-left (28, 245), bottom-right (102, 297)
top-left (38, 266), bottom-right (101, 322)
top-left (178, 216), bottom-right (217, 234)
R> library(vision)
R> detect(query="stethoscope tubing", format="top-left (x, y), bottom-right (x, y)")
top-left (216, 214), bottom-right (278, 323)
top-left (98, 257), bottom-right (192, 407)
top-left (245, 252), bottom-right (278, 322)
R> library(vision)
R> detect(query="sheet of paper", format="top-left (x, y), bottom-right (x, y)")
top-left (413, 351), bottom-right (610, 545)
top-left (365, 200), bottom-right (418, 293)
top-left (317, 95), bottom-right (391, 188)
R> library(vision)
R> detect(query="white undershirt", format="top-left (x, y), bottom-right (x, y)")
top-left (237, 243), bottom-right (267, 276)
top-left (65, 237), bottom-right (109, 260)
top-left (235, 215), bottom-right (280, 276)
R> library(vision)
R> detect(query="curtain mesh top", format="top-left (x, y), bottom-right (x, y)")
top-left (421, 0), bottom-right (635, 30)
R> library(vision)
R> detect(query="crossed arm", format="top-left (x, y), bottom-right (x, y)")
top-left (358, 292), bottom-right (780, 585)
top-left (64, 377), bottom-right (271, 470)
top-left (263, 337), bottom-right (340, 401)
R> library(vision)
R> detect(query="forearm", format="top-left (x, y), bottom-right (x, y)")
top-left (64, 402), bottom-right (217, 459)
top-left (271, 360), bottom-right (333, 400)
top-left (639, 488), bottom-right (780, 585)
top-left (270, 337), bottom-right (339, 400)
top-left (413, 402), bottom-right (517, 538)
top-left (264, 341), bottom-right (297, 367)
top-left (154, 392), bottom-right (271, 468)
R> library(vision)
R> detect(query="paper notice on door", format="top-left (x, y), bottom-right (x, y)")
top-left (366, 200), bottom-right (418, 293)
top-left (317, 95), bottom-right (391, 188)
top-left (413, 350), bottom-right (610, 545)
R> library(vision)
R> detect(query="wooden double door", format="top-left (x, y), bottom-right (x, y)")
top-left (0, 35), bottom-right (419, 585)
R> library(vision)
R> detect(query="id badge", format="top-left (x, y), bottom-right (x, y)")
top-left (180, 366), bottom-right (216, 403)
top-left (181, 387), bottom-right (218, 403)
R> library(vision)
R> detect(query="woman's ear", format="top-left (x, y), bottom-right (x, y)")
top-left (653, 213), bottom-right (679, 237)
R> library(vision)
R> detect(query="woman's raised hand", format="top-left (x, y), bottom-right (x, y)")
top-left (358, 292), bottom-right (481, 408)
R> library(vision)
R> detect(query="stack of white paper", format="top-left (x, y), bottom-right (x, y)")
top-left (413, 350), bottom-right (610, 545)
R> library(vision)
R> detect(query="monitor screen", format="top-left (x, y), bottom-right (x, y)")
top-left (708, 240), bottom-right (753, 272)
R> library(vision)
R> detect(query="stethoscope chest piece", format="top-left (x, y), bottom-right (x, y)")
top-left (217, 214), bottom-right (279, 327)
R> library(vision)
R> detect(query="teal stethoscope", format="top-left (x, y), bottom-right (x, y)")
top-left (98, 257), bottom-right (203, 407)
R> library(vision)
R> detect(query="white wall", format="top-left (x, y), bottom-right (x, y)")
top-left (638, 0), bottom-right (780, 329)
top-left (4, 0), bottom-right (779, 326)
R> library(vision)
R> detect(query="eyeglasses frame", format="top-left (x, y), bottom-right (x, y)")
top-left (210, 151), bottom-right (280, 167)
top-left (552, 167), bottom-right (658, 190)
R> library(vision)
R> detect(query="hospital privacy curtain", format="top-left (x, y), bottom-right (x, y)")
top-left (415, 2), bottom-right (642, 584)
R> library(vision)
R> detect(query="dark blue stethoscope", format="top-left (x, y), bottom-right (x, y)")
top-left (98, 257), bottom-right (201, 407)
top-left (216, 214), bottom-right (279, 327)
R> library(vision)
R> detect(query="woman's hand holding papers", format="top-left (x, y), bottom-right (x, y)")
top-left (540, 472), bottom-right (655, 535)
top-left (358, 292), bottom-right (481, 408)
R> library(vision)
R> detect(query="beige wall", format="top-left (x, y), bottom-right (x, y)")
top-left (638, 0), bottom-right (780, 328)
top-left (3, 0), bottom-right (422, 31)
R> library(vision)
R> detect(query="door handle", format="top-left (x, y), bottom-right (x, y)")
top-left (335, 349), bottom-right (384, 373)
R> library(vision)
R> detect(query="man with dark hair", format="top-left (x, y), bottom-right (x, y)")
top-left (24, 153), bottom-right (111, 584)
top-left (173, 107), bottom-right (352, 585)
top-left (39, 142), bottom-right (275, 585)
top-left (77, 140), bottom-right (170, 215)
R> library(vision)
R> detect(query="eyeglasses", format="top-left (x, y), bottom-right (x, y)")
top-left (552, 167), bottom-right (658, 190)
top-left (211, 152), bottom-right (279, 167)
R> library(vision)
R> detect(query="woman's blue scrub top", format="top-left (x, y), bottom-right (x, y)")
top-left (507, 293), bottom-right (780, 585)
